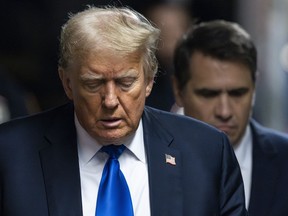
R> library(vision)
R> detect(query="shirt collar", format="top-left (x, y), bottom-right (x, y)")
top-left (75, 114), bottom-right (146, 165)
top-left (125, 118), bottom-right (146, 164)
top-left (233, 125), bottom-right (252, 170)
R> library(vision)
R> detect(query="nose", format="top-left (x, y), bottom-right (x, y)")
top-left (215, 94), bottom-right (232, 121)
top-left (102, 82), bottom-right (119, 109)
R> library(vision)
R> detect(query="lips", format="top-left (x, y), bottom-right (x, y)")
top-left (100, 118), bottom-right (122, 128)
top-left (215, 125), bottom-right (236, 134)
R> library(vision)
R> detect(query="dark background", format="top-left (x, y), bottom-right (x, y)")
top-left (0, 0), bottom-right (237, 113)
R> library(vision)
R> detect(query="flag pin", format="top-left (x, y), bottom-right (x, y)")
top-left (165, 154), bottom-right (176, 166)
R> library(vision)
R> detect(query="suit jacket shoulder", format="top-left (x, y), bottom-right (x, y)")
top-left (251, 120), bottom-right (288, 150)
top-left (249, 120), bottom-right (288, 216)
top-left (0, 103), bottom-right (82, 216)
top-left (142, 106), bottom-right (247, 216)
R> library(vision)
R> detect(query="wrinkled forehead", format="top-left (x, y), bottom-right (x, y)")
top-left (79, 49), bottom-right (144, 68)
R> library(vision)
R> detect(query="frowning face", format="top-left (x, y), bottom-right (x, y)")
top-left (174, 52), bottom-right (255, 146)
top-left (59, 52), bottom-right (153, 145)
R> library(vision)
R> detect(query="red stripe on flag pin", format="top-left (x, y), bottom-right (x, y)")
top-left (165, 154), bottom-right (176, 165)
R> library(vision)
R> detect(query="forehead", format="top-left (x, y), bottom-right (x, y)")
top-left (75, 51), bottom-right (143, 78)
top-left (189, 52), bottom-right (253, 87)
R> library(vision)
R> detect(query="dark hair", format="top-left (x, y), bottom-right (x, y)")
top-left (173, 20), bottom-right (257, 90)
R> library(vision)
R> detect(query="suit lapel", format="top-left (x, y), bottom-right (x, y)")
top-left (39, 104), bottom-right (83, 216)
top-left (142, 108), bottom-right (183, 216)
top-left (249, 121), bottom-right (279, 216)
top-left (39, 105), bottom-right (183, 216)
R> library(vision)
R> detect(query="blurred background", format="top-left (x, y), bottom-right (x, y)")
top-left (0, 0), bottom-right (287, 133)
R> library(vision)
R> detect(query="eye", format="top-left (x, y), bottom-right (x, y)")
top-left (228, 88), bottom-right (249, 97)
top-left (116, 77), bottom-right (136, 90)
top-left (83, 80), bottom-right (104, 92)
top-left (194, 89), bottom-right (220, 98)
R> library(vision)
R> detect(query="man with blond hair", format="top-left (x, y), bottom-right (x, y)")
top-left (0, 6), bottom-right (246, 216)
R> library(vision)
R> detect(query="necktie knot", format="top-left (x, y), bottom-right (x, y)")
top-left (101, 144), bottom-right (126, 159)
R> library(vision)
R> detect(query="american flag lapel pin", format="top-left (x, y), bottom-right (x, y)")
top-left (165, 154), bottom-right (176, 166)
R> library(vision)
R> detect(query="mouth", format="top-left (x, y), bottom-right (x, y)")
top-left (99, 118), bottom-right (122, 128)
top-left (215, 125), bottom-right (236, 134)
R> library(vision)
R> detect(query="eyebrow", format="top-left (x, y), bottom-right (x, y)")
top-left (80, 71), bottom-right (102, 80)
top-left (194, 88), bottom-right (221, 93)
top-left (80, 69), bottom-right (138, 80)
top-left (194, 87), bottom-right (249, 94)
top-left (116, 69), bottom-right (139, 78)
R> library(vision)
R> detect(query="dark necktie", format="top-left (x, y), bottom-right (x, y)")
top-left (96, 144), bottom-right (134, 216)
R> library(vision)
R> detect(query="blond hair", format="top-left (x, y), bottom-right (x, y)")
top-left (58, 6), bottom-right (160, 80)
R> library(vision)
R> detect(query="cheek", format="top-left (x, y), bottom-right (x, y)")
top-left (237, 100), bottom-right (253, 120)
top-left (74, 91), bottom-right (101, 117)
top-left (127, 80), bottom-right (149, 101)
top-left (191, 107), bottom-right (211, 121)
top-left (121, 88), bottom-right (146, 112)
top-left (184, 98), bottom-right (209, 118)
top-left (237, 95), bottom-right (254, 114)
top-left (120, 86), bottom-right (147, 120)
top-left (75, 96), bottom-right (102, 128)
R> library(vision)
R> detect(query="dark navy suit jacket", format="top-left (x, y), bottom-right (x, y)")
top-left (0, 103), bottom-right (246, 215)
top-left (248, 120), bottom-right (288, 216)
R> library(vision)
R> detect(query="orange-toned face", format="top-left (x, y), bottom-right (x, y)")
top-left (59, 52), bottom-right (153, 145)
top-left (174, 52), bottom-right (255, 146)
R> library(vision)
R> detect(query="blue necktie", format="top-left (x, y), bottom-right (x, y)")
top-left (96, 144), bottom-right (134, 216)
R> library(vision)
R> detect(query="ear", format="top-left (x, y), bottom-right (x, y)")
top-left (171, 75), bottom-right (184, 107)
top-left (58, 67), bottom-right (73, 100)
top-left (145, 77), bottom-right (154, 97)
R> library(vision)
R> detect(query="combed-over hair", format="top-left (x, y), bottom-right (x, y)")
top-left (58, 6), bottom-right (160, 80)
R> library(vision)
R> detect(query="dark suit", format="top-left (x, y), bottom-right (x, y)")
top-left (248, 120), bottom-right (288, 216)
top-left (0, 103), bottom-right (246, 215)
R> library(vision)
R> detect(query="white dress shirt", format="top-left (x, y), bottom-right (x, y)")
top-left (170, 103), bottom-right (184, 115)
top-left (75, 115), bottom-right (151, 216)
top-left (233, 125), bottom-right (253, 209)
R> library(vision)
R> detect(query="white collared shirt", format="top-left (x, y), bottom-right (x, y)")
top-left (75, 115), bottom-right (150, 216)
top-left (233, 125), bottom-right (253, 209)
